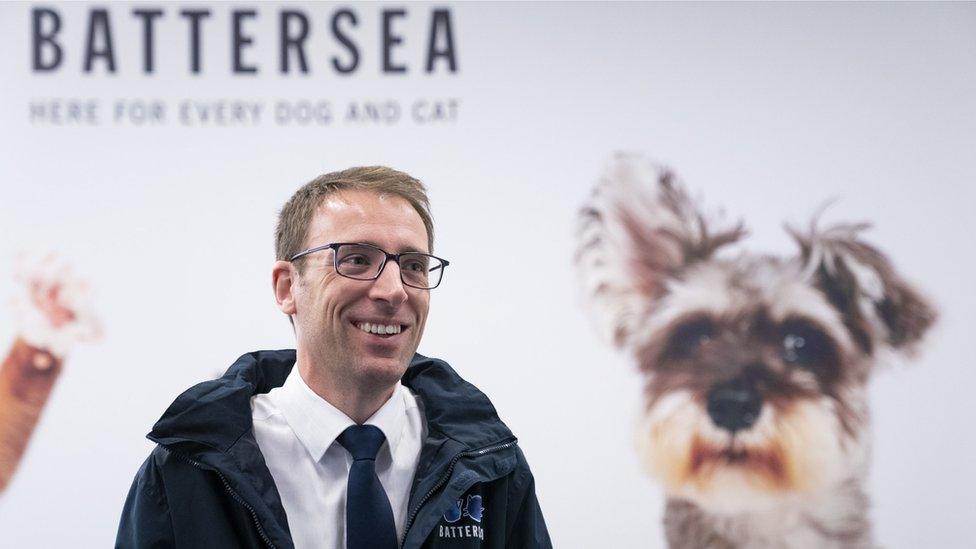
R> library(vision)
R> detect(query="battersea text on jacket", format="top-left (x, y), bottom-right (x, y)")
top-left (116, 350), bottom-right (552, 548)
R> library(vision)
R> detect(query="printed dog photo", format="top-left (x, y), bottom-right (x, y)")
top-left (575, 153), bottom-right (936, 548)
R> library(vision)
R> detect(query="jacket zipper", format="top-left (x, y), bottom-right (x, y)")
top-left (399, 438), bottom-right (517, 548)
top-left (164, 447), bottom-right (278, 549)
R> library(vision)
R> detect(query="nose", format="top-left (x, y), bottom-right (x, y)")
top-left (368, 260), bottom-right (408, 307)
top-left (706, 379), bottom-right (763, 433)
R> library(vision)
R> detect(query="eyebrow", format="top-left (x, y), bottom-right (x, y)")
top-left (355, 240), bottom-right (428, 254)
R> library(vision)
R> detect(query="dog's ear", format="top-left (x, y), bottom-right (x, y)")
top-left (575, 153), bottom-right (745, 348)
top-left (788, 221), bottom-right (937, 355)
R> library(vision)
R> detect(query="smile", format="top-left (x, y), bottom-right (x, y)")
top-left (355, 321), bottom-right (404, 335)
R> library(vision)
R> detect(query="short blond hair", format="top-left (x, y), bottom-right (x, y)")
top-left (275, 166), bottom-right (434, 270)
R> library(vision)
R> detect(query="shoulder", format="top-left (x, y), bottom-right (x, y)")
top-left (508, 444), bottom-right (538, 494)
top-left (134, 444), bottom-right (213, 491)
top-left (120, 446), bottom-right (182, 519)
top-left (130, 447), bottom-right (169, 499)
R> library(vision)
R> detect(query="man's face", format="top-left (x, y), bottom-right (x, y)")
top-left (289, 190), bottom-right (431, 389)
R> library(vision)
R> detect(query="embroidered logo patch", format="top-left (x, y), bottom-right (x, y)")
top-left (443, 495), bottom-right (483, 523)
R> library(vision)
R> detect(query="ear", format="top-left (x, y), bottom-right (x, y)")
top-left (788, 221), bottom-right (937, 354)
top-left (272, 260), bottom-right (297, 316)
top-left (575, 152), bottom-right (745, 348)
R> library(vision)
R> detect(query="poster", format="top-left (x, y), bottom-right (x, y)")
top-left (1, 2), bottom-right (974, 546)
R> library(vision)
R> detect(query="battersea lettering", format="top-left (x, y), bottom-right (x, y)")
top-left (31, 6), bottom-right (458, 75)
top-left (438, 525), bottom-right (485, 540)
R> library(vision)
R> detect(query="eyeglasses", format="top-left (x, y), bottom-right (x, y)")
top-left (289, 242), bottom-right (450, 290)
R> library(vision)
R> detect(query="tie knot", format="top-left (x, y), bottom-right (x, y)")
top-left (337, 425), bottom-right (386, 461)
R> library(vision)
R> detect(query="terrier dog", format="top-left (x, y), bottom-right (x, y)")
top-left (575, 153), bottom-right (936, 548)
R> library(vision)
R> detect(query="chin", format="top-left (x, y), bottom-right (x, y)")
top-left (354, 355), bottom-right (411, 387)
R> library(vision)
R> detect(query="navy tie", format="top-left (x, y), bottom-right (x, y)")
top-left (337, 425), bottom-right (398, 549)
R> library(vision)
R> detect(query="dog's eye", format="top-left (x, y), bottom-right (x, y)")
top-left (664, 317), bottom-right (714, 360)
top-left (780, 320), bottom-right (835, 369)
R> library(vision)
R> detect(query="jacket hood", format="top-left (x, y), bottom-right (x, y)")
top-left (148, 349), bottom-right (515, 453)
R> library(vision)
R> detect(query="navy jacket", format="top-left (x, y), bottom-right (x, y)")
top-left (116, 350), bottom-right (551, 548)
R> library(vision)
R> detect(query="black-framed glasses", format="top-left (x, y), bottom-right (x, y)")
top-left (289, 242), bottom-right (450, 290)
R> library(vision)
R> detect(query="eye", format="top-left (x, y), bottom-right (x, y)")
top-left (663, 317), bottom-right (714, 360)
top-left (339, 254), bottom-right (371, 266)
top-left (401, 258), bottom-right (426, 273)
top-left (779, 319), bottom-right (836, 369)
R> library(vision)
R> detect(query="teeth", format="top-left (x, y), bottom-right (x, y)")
top-left (357, 322), bottom-right (401, 335)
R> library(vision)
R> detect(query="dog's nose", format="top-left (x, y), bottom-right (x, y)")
top-left (706, 380), bottom-right (762, 433)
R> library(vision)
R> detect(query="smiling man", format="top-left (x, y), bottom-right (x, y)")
top-left (116, 167), bottom-right (551, 549)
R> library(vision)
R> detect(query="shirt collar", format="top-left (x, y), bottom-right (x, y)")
top-left (271, 364), bottom-right (408, 462)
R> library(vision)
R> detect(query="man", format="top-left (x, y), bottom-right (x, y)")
top-left (116, 167), bottom-right (551, 548)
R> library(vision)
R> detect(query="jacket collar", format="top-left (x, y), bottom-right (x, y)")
top-left (148, 349), bottom-right (515, 457)
top-left (148, 349), bottom-right (293, 452)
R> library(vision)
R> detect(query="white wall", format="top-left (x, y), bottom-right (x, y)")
top-left (1, 2), bottom-right (974, 547)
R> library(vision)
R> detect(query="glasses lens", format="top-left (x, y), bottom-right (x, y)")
top-left (399, 253), bottom-right (444, 289)
top-left (334, 244), bottom-right (385, 279)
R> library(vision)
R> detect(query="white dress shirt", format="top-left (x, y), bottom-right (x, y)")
top-left (251, 366), bottom-right (426, 549)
